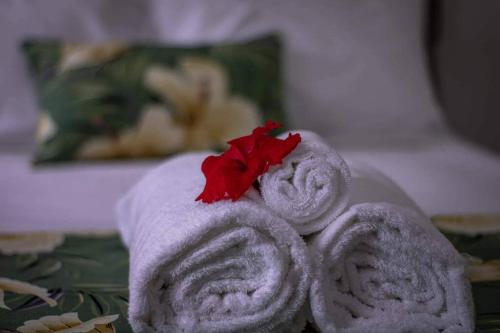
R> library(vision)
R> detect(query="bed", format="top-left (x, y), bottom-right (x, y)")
top-left (1, 132), bottom-right (500, 333)
top-left (2, 132), bottom-right (499, 233)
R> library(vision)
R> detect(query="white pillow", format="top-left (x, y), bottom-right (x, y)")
top-left (0, 0), bottom-right (443, 146)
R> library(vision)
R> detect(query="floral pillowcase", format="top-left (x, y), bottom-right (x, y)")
top-left (21, 35), bottom-right (284, 164)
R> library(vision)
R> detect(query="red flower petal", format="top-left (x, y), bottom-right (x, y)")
top-left (227, 120), bottom-right (280, 154)
top-left (196, 121), bottom-right (301, 203)
top-left (257, 133), bottom-right (301, 166)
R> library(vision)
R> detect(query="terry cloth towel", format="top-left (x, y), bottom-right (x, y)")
top-left (116, 152), bottom-right (312, 333)
top-left (259, 131), bottom-right (351, 235)
top-left (308, 161), bottom-right (474, 333)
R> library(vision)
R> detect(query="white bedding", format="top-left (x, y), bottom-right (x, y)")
top-left (1, 134), bottom-right (499, 232)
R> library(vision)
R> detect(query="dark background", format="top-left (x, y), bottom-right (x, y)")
top-left (428, 0), bottom-right (500, 153)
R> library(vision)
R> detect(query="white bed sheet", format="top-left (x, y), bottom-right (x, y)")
top-left (339, 135), bottom-right (500, 215)
top-left (1, 134), bottom-right (499, 232)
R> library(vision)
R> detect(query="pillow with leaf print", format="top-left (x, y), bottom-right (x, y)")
top-left (21, 35), bottom-right (284, 164)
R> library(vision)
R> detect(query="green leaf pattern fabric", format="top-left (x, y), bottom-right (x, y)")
top-left (1, 215), bottom-right (498, 332)
top-left (22, 35), bottom-right (284, 164)
top-left (0, 232), bottom-right (128, 332)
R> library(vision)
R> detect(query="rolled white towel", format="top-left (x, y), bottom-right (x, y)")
top-left (308, 161), bottom-right (474, 333)
top-left (117, 152), bottom-right (312, 333)
top-left (259, 131), bottom-right (351, 235)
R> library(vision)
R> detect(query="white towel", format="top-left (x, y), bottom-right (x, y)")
top-left (308, 161), bottom-right (474, 333)
top-left (116, 152), bottom-right (312, 333)
top-left (259, 131), bottom-right (351, 235)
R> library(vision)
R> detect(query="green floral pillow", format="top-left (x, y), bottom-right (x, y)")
top-left (22, 35), bottom-right (284, 164)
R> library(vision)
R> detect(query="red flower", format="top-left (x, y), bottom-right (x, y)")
top-left (196, 120), bottom-right (301, 203)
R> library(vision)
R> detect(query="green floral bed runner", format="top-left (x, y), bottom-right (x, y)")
top-left (1, 215), bottom-right (499, 332)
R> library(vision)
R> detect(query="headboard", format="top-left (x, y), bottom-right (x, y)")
top-left (428, 0), bottom-right (500, 153)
